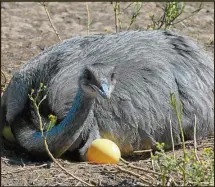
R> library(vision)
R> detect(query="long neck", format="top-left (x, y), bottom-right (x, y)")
top-left (59, 88), bottom-right (84, 127)
top-left (26, 88), bottom-right (95, 158)
top-left (45, 88), bottom-right (93, 136)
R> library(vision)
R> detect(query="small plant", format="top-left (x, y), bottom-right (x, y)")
top-left (111, 2), bottom-right (122, 32)
top-left (147, 1), bottom-right (202, 30)
top-left (127, 2), bottom-right (143, 30)
top-left (150, 93), bottom-right (214, 186)
top-left (109, 2), bottom-right (202, 33)
top-left (151, 143), bottom-right (214, 185)
top-left (151, 142), bottom-right (178, 185)
top-left (28, 83), bottom-right (57, 132)
top-left (147, 1), bottom-right (185, 30)
top-left (28, 82), bottom-right (93, 186)
top-left (170, 92), bottom-right (187, 184)
top-left (110, 2), bottom-right (143, 32)
top-left (28, 83), bottom-right (48, 134)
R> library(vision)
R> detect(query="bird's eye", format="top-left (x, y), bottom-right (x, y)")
top-left (84, 69), bottom-right (93, 81)
top-left (111, 73), bottom-right (115, 81)
top-left (86, 73), bottom-right (92, 81)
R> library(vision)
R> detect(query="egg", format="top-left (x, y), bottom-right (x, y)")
top-left (86, 138), bottom-right (121, 164)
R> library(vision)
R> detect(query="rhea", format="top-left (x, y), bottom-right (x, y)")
top-left (1, 30), bottom-right (214, 160)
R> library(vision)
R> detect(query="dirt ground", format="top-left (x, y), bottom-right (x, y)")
top-left (1, 2), bottom-right (214, 186)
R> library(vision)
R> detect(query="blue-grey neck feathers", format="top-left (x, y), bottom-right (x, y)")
top-left (32, 88), bottom-right (82, 139)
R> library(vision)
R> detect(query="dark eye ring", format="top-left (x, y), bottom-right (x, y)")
top-left (86, 73), bottom-right (92, 81)
top-left (84, 69), bottom-right (92, 81)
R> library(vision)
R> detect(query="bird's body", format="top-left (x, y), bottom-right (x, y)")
top-left (1, 30), bottom-right (214, 160)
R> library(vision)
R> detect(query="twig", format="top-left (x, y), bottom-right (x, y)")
top-left (133, 149), bottom-right (152, 154)
top-left (85, 2), bottom-right (90, 35)
top-left (103, 169), bottom-right (118, 173)
top-left (126, 164), bottom-right (155, 181)
top-left (38, 95), bottom-right (47, 108)
top-left (170, 2), bottom-right (202, 26)
top-left (112, 2), bottom-right (119, 33)
top-left (30, 85), bottom-right (93, 186)
top-left (169, 114), bottom-right (175, 159)
top-left (40, 2), bottom-right (62, 42)
top-left (45, 150), bottom-right (93, 186)
top-left (120, 157), bottom-right (151, 163)
top-left (120, 157), bottom-right (129, 164)
top-left (122, 2), bottom-right (134, 11)
top-left (148, 2), bottom-right (202, 30)
top-left (171, 94), bottom-right (187, 185)
top-left (128, 163), bottom-right (164, 177)
top-left (120, 157), bottom-right (177, 186)
top-left (115, 165), bottom-right (153, 185)
top-left (193, 114), bottom-right (200, 161)
top-left (120, 157), bottom-right (168, 177)
top-left (150, 152), bottom-right (156, 172)
top-left (127, 2), bottom-right (143, 30)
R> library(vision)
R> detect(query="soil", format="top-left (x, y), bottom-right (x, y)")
top-left (1, 2), bottom-right (214, 186)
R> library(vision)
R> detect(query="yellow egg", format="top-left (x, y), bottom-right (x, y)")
top-left (86, 138), bottom-right (121, 164)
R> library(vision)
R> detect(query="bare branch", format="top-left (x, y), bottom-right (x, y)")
top-left (169, 114), bottom-right (175, 159)
top-left (85, 2), bottom-right (90, 35)
top-left (40, 2), bottom-right (62, 41)
top-left (193, 114), bottom-right (200, 162)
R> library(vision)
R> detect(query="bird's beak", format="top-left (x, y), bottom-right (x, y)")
top-left (99, 81), bottom-right (111, 99)
top-left (90, 81), bottom-right (111, 99)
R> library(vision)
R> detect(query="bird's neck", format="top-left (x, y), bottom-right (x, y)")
top-left (30, 87), bottom-right (95, 157)
top-left (51, 87), bottom-right (95, 156)
top-left (60, 88), bottom-right (94, 127)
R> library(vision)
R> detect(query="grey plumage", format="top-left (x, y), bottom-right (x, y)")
top-left (1, 30), bottom-right (214, 160)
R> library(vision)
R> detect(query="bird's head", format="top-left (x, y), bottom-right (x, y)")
top-left (79, 63), bottom-right (117, 99)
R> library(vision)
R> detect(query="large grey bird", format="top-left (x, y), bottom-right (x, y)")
top-left (1, 30), bottom-right (214, 160)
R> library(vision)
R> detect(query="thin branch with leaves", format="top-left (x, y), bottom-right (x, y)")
top-left (127, 2), bottom-right (143, 30)
top-left (28, 83), bottom-right (93, 186)
top-left (147, 2), bottom-right (202, 30)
